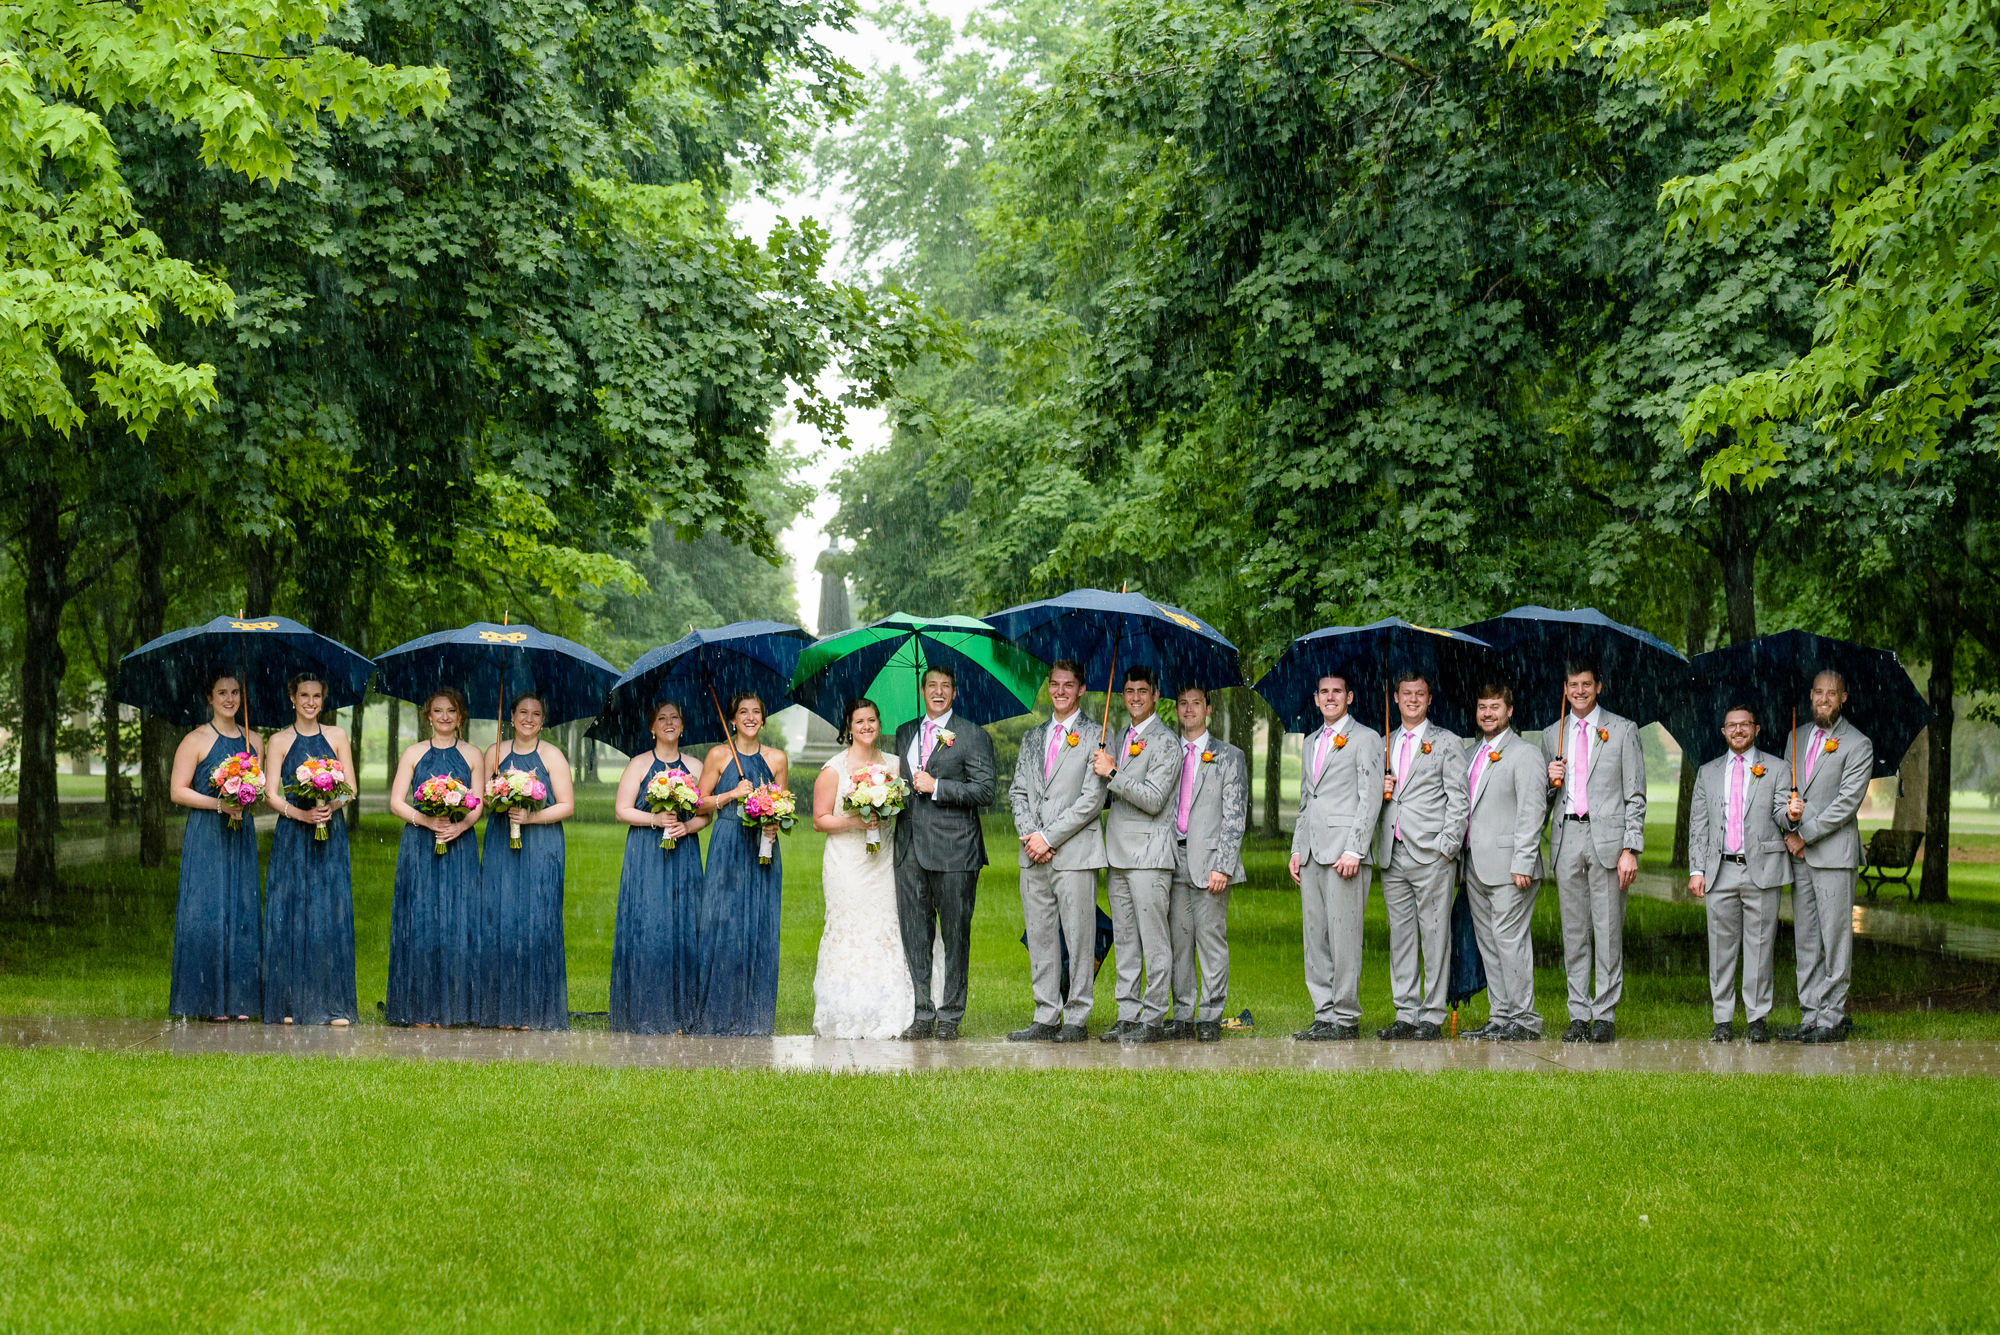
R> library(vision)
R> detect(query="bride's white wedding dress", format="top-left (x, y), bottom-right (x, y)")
top-left (813, 750), bottom-right (941, 1039)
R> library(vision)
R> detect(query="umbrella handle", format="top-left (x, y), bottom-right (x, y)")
top-left (704, 663), bottom-right (745, 797)
top-left (1100, 625), bottom-right (1119, 743)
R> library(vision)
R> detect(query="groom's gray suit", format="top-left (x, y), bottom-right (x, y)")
top-left (1291, 716), bottom-right (1384, 1027)
top-left (1103, 710), bottom-right (1181, 1027)
top-left (892, 710), bottom-right (996, 1029)
top-left (1010, 712), bottom-right (1110, 1026)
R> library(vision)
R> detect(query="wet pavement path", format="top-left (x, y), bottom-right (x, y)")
top-left (6, 1017), bottom-right (1996, 1077)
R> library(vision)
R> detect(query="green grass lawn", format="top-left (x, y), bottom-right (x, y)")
top-left (3, 814), bottom-right (1996, 1039)
top-left (1, 1051), bottom-right (1995, 1330)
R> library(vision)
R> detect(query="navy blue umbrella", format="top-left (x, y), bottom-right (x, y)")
top-left (1446, 883), bottom-right (1489, 1009)
top-left (1670, 631), bottom-right (1930, 779)
top-left (1252, 619), bottom-right (1495, 739)
top-left (118, 615), bottom-right (374, 729)
top-left (1454, 605), bottom-right (1689, 731)
top-left (374, 622), bottom-right (620, 729)
top-left (586, 621), bottom-right (812, 755)
top-left (983, 589), bottom-right (1243, 708)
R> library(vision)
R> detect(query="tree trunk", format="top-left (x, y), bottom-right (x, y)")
top-left (1262, 696), bottom-right (1283, 839)
top-left (102, 692), bottom-right (125, 825)
top-left (346, 698), bottom-right (366, 833)
top-left (1713, 484), bottom-right (1758, 645)
top-left (16, 476), bottom-right (69, 912)
top-left (1919, 623), bottom-right (1954, 904)
top-left (384, 696), bottom-right (401, 793)
top-left (1893, 727), bottom-right (1928, 832)
top-left (243, 537), bottom-right (279, 618)
top-left (1670, 560), bottom-right (1717, 869)
top-left (133, 498), bottom-right (172, 867)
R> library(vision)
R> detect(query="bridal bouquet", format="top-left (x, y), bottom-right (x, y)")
top-left (644, 770), bottom-right (703, 851)
top-left (413, 774), bottom-right (480, 854)
top-left (840, 763), bottom-right (909, 856)
top-left (210, 752), bottom-right (263, 830)
top-left (484, 769), bottom-right (550, 849)
top-left (283, 756), bottom-right (354, 841)
top-left (739, 784), bottom-right (797, 865)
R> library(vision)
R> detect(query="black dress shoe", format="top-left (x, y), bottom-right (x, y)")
top-left (1196, 1020), bottom-right (1222, 1043)
top-left (1803, 1023), bottom-right (1847, 1044)
top-left (1562, 1020), bottom-right (1591, 1043)
top-left (1497, 1024), bottom-right (1540, 1042)
top-left (1006, 1021), bottom-right (1060, 1042)
top-left (1329, 1023), bottom-right (1361, 1040)
top-left (1054, 1024), bottom-right (1089, 1043)
top-left (1710, 1022), bottom-right (1735, 1043)
top-left (1124, 1022), bottom-right (1170, 1044)
top-left (1294, 1021), bottom-right (1338, 1041)
top-left (1168, 1020), bottom-right (1198, 1040)
top-left (1457, 1022), bottom-right (1502, 1041)
top-left (1590, 1019), bottom-right (1616, 1043)
top-left (1832, 1015), bottom-right (1854, 1039)
top-left (1099, 1020), bottom-right (1133, 1043)
top-left (1747, 1019), bottom-right (1770, 1044)
top-left (1377, 1021), bottom-right (1418, 1041)
top-left (1412, 1021), bottom-right (1443, 1041)
top-left (898, 1019), bottom-right (934, 1041)
top-left (934, 1021), bottom-right (960, 1041)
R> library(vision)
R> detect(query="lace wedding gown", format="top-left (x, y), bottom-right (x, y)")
top-left (813, 751), bottom-right (940, 1038)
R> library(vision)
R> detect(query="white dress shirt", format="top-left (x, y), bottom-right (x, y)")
top-left (908, 707), bottom-right (954, 801)
top-left (1562, 704), bottom-right (1603, 817)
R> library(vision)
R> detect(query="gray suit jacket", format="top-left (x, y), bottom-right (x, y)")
top-left (1779, 718), bottom-right (1874, 870)
top-left (1290, 718), bottom-right (1385, 866)
top-left (891, 714), bottom-right (996, 873)
top-left (1462, 728), bottom-right (1546, 884)
top-left (1178, 735), bottom-right (1248, 886)
top-left (1373, 722), bottom-right (1469, 867)
top-left (1009, 715), bottom-right (1109, 871)
top-left (1540, 708), bottom-right (1647, 869)
top-left (1103, 712), bottom-right (1179, 871)
top-left (1688, 747), bottom-right (1793, 888)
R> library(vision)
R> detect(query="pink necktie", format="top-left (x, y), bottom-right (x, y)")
top-left (921, 718), bottom-right (937, 767)
top-left (1726, 754), bottom-right (1745, 853)
top-left (1572, 720), bottom-right (1590, 817)
top-left (1044, 720), bottom-right (1063, 779)
top-left (1393, 731), bottom-right (1415, 841)
top-left (1803, 727), bottom-right (1824, 784)
top-left (1176, 741), bottom-right (1198, 835)
top-left (1312, 726), bottom-right (1333, 783)
top-left (1466, 746), bottom-right (1489, 837)
top-left (1126, 726), bottom-right (1138, 756)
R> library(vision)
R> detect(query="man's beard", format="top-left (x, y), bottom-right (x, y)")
top-left (1813, 705), bottom-right (1842, 729)
top-left (1482, 724), bottom-right (1507, 740)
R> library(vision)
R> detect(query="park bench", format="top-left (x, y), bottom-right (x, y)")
top-left (1858, 829), bottom-right (1925, 901)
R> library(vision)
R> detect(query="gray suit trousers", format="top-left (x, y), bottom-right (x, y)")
top-left (1169, 867), bottom-right (1230, 1023)
top-left (1021, 862), bottom-right (1100, 1026)
top-left (1705, 881), bottom-right (1780, 1023)
top-left (1554, 828), bottom-right (1627, 1023)
top-left (1465, 871), bottom-right (1540, 1034)
top-left (1381, 842), bottom-right (1454, 1025)
top-left (1300, 859), bottom-right (1368, 1025)
top-left (1792, 861), bottom-right (1856, 1029)
top-left (1108, 867), bottom-right (1173, 1024)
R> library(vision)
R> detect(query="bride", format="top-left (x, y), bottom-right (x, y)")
top-left (811, 699), bottom-right (936, 1038)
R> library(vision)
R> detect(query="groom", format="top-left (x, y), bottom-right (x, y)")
top-left (892, 665), bottom-right (997, 1040)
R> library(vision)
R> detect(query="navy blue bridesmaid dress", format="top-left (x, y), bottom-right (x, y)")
top-left (385, 742), bottom-right (481, 1025)
top-left (692, 747), bottom-right (782, 1036)
top-left (168, 729), bottom-right (264, 1018)
top-left (609, 754), bottom-right (704, 1034)
top-left (261, 730), bottom-right (358, 1024)
top-left (478, 745), bottom-right (568, 1029)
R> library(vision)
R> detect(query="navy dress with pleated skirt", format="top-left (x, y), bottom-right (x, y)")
top-left (168, 729), bottom-right (264, 1018)
top-left (386, 743), bottom-right (481, 1025)
top-left (478, 745), bottom-right (569, 1029)
top-left (693, 747), bottom-right (783, 1036)
top-left (609, 754), bottom-right (704, 1033)
top-left (261, 730), bottom-right (358, 1024)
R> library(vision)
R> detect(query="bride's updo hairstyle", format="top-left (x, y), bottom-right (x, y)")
top-left (839, 697), bottom-right (881, 745)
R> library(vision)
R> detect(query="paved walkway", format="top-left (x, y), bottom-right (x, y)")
top-left (7, 1017), bottom-right (1995, 1077)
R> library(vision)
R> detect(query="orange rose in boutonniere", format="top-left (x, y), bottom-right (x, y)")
top-left (1420, 741), bottom-right (1433, 755)
top-left (1065, 732), bottom-right (1080, 748)
top-left (1487, 749), bottom-right (1503, 763)
top-left (1751, 764), bottom-right (1766, 778)
top-left (1824, 737), bottom-right (1839, 754)
top-left (1333, 733), bottom-right (1348, 750)
top-left (1128, 740), bottom-right (1146, 758)
top-left (1596, 727), bottom-right (1610, 743)
top-left (1201, 750), bottom-right (1216, 765)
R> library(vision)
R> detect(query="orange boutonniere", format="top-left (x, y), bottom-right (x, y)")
top-left (1823, 737), bottom-right (1838, 754)
top-left (1332, 733), bottom-right (1348, 749)
top-left (1751, 764), bottom-right (1766, 778)
top-left (1420, 741), bottom-right (1433, 755)
top-left (1487, 749), bottom-right (1503, 763)
top-left (1128, 740), bottom-right (1146, 757)
top-left (1596, 726), bottom-right (1610, 743)
top-left (1201, 749), bottom-right (1217, 764)
top-left (1065, 732), bottom-right (1080, 748)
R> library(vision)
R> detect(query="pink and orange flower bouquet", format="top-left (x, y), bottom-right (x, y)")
top-left (739, 784), bottom-right (797, 865)
top-left (839, 762), bottom-right (909, 855)
top-left (484, 769), bottom-right (550, 849)
top-left (283, 756), bottom-right (354, 841)
top-left (210, 752), bottom-right (263, 830)
top-left (644, 770), bottom-right (703, 851)
top-left (413, 774), bottom-right (480, 854)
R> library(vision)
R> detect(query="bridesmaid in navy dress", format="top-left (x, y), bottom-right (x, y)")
top-left (479, 691), bottom-right (574, 1030)
top-left (261, 671), bottom-right (359, 1025)
top-left (693, 691), bottom-right (789, 1035)
top-left (385, 688), bottom-right (486, 1026)
top-left (609, 700), bottom-right (710, 1033)
top-left (167, 671), bottom-right (265, 1020)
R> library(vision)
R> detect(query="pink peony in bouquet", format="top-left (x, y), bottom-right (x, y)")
top-left (413, 774), bottom-right (480, 854)
top-left (210, 752), bottom-right (263, 830)
top-left (840, 762), bottom-right (910, 855)
top-left (485, 768), bottom-right (550, 849)
top-left (738, 784), bottom-right (797, 865)
top-left (644, 770), bottom-right (703, 851)
top-left (283, 755), bottom-right (354, 841)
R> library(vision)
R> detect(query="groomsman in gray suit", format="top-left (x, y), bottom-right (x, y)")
top-left (1457, 683), bottom-right (1547, 1041)
top-left (1092, 666), bottom-right (1181, 1043)
top-left (1288, 674), bottom-right (1384, 1040)
top-left (1166, 683), bottom-right (1247, 1043)
top-left (1541, 660), bottom-right (1647, 1043)
top-left (1372, 671), bottom-right (1469, 1040)
top-left (1780, 671), bottom-right (1875, 1043)
top-left (1687, 703), bottom-right (1792, 1044)
top-left (1007, 659), bottom-right (1110, 1042)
